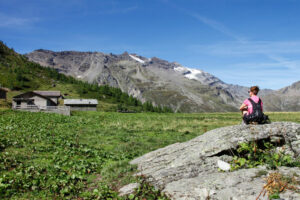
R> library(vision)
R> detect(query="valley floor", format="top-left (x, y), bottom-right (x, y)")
top-left (1, 110), bottom-right (300, 199)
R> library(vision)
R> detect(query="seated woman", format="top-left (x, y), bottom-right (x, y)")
top-left (240, 86), bottom-right (265, 124)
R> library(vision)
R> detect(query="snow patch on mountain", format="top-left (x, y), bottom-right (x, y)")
top-left (174, 66), bottom-right (203, 81)
top-left (129, 54), bottom-right (145, 64)
top-left (174, 66), bottom-right (187, 73)
top-left (185, 68), bottom-right (203, 80)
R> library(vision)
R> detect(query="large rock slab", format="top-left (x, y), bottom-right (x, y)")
top-left (130, 122), bottom-right (300, 199)
top-left (164, 166), bottom-right (299, 200)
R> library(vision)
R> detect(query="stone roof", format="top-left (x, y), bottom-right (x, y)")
top-left (64, 99), bottom-right (98, 105)
top-left (34, 91), bottom-right (61, 97)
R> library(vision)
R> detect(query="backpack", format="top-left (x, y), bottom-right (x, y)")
top-left (243, 98), bottom-right (269, 124)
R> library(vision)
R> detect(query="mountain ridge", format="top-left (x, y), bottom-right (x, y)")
top-left (25, 49), bottom-right (300, 112)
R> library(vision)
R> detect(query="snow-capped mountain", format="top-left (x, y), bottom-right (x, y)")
top-left (25, 50), bottom-right (299, 112)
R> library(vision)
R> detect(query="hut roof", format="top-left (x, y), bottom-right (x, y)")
top-left (33, 91), bottom-right (61, 97)
top-left (13, 91), bottom-right (57, 105)
top-left (64, 99), bottom-right (98, 105)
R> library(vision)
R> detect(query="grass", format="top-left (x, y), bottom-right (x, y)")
top-left (0, 110), bottom-right (300, 199)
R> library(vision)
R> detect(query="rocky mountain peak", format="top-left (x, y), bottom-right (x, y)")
top-left (35, 49), bottom-right (54, 53)
top-left (280, 81), bottom-right (300, 95)
top-left (147, 57), bottom-right (175, 69)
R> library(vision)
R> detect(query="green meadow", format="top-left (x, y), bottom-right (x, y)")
top-left (1, 110), bottom-right (300, 199)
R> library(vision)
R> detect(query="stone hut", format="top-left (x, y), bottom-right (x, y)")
top-left (0, 87), bottom-right (9, 99)
top-left (12, 91), bottom-right (58, 109)
top-left (64, 99), bottom-right (98, 111)
top-left (33, 91), bottom-right (62, 104)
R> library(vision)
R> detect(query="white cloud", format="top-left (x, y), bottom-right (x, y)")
top-left (0, 13), bottom-right (38, 28)
top-left (189, 13), bottom-right (246, 42)
top-left (189, 41), bottom-right (300, 56)
top-left (188, 40), bottom-right (300, 74)
top-left (212, 62), bottom-right (300, 89)
top-left (162, 0), bottom-right (245, 41)
top-left (163, 2), bottom-right (300, 85)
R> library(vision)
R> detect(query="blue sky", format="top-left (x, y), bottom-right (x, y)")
top-left (1, 0), bottom-right (300, 89)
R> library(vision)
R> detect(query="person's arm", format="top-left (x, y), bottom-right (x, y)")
top-left (239, 103), bottom-right (247, 111)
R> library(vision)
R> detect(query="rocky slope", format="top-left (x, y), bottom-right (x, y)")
top-left (130, 122), bottom-right (300, 199)
top-left (25, 50), bottom-right (299, 112)
top-left (262, 81), bottom-right (300, 111)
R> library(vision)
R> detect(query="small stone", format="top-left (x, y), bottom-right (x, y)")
top-left (118, 183), bottom-right (140, 196)
top-left (217, 160), bottom-right (231, 171)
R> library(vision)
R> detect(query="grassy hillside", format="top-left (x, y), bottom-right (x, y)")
top-left (0, 41), bottom-right (172, 112)
top-left (1, 110), bottom-right (300, 199)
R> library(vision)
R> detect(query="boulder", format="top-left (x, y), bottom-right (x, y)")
top-left (130, 122), bottom-right (300, 200)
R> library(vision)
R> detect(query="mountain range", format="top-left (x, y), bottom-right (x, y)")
top-left (25, 49), bottom-right (300, 112)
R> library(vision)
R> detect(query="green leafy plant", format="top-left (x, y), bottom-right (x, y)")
top-left (269, 192), bottom-right (280, 199)
top-left (231, 141), bottom-right (300, 171)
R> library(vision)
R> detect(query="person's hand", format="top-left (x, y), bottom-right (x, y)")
top-left (240, 104), bottom-right (247, 111)
top-left (240, 105), bottom-right (248, 111)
